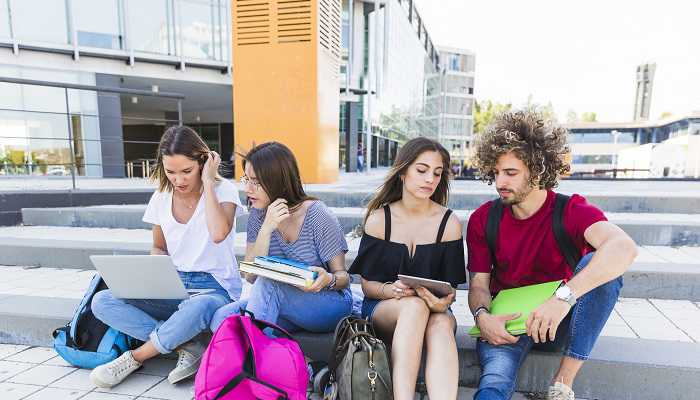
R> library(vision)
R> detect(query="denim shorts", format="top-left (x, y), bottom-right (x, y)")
top-left (361, 298), bottom-right (453, 321)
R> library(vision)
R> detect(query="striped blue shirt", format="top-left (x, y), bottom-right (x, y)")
top-left (247, 201), bottom-right (348, 270)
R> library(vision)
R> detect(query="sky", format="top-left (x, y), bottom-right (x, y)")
top-left (414, 0), bottom-right (700, 122)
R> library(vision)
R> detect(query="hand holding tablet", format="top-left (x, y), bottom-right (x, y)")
top-left (397, 274), bottom-right (454, 298)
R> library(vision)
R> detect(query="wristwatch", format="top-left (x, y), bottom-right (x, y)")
top-left (555, 284), bottom-right (577, 306)
top-left (472, 306), bottom-right (489, 323)
top-left (326, 273), bottom-right (337, 290)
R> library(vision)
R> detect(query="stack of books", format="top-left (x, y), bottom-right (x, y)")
top-left (240, 256), bottom-right (318, 288)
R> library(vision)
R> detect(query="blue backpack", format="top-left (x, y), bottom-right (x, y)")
top-left (53, 274), bottom-right (139, 369)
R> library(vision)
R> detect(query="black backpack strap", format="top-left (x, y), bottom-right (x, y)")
top-left (436, 209), bottom-right (453, 243)
top-left (485, 199), bottom-right (504, 269)
top-left (383, 204), bottom-right (391, 241)
top-left (553, 193), bottom-right (582, 271)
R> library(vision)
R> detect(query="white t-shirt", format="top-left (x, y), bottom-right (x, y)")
top-left (142, 179), bottom-right (247, 299)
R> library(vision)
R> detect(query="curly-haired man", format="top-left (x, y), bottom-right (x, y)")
top-left (466, 110), bottom-right (637, 400)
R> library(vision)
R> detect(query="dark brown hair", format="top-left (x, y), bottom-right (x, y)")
top-left (241, 142), bottom-right (315, 209)
top-left (364, 137), bottom-right (451, 222)
top-left (473, 110), bottom-right (570, 189)
top-left (151, 125), bottom-right (219, 192)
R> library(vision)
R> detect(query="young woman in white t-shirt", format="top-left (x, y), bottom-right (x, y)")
top-left (89, 126), bottom-right (245, 389)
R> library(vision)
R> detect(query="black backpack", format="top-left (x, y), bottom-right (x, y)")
top-left (485, 193), bottom-right (582, 271)
top-left (53, 274), bottom-right (140, 369)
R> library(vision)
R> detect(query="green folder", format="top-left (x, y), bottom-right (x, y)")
top-left (468, 280), bottom-right (563, 337)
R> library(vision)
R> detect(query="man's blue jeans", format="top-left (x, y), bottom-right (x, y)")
top-left (210, 277), bottom-right (353, 333)
top-left (91, 271), bottom-right (231, 354)
top-left (474, 252), bottom-right (623, 400)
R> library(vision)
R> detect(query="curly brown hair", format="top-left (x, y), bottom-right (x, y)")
top-left (472, 110), bottom-right (570, 189)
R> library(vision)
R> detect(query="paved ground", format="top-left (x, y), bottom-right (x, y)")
top-left (3, 171), bottom-right (700, 197)
top-left (0, 343), bottom-right (572, 400)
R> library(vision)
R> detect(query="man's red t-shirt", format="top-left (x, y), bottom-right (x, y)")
top-left (466, 190), bottom-right (607, 295)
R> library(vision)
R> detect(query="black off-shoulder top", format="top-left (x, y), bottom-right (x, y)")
top-left (349, 205), bottom-right (466, 287)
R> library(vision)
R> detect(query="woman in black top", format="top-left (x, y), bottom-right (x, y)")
top-left (349, 137), bottom-right (466, 400)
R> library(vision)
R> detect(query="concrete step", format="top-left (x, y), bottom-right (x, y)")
top-left (307, 189), bottom-right (700, 215)
top-left (0, 270), bottom-right (698, 400)
top-left (21, 205), bottom-right (700, 246)
top-left (3, 185), bottom-right (700, 229)
top-left (1, 226), bottom-right (700, 301)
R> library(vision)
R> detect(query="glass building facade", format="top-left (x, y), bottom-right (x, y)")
top-left (0, 0), bottom-right (232, 178)
top-left (565, 115), bottom-right (700, 176)
top-left (0, 0), bottom-right (230, 62)
top-left (339, 0), bottom-right (442, 171)
top-left (425, 46), bottom-right (476, 164)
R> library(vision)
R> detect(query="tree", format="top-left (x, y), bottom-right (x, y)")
top-left (523, 94), bottom-right (558, 122)
top-left (659, 111), bottom-right (673, 120)
top-left (566, 109), bottom-right (578, 123)
top-left (474, 100), bottom-right (512, 134)
top-left (581, 112), bottom-right (597, 122)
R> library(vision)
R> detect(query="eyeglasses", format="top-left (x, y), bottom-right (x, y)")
top-left (240, 176), bottom-right (262, 191)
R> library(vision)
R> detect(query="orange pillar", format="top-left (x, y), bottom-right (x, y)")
top-left (232, 0), bottom-right (341, 183)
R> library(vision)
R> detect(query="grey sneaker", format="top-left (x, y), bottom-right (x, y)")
top-left (547, 381), bottom-right (575, 400)
top-left (90, 351), bottom-right (142, 388)
top-left (168, 341), bottom-right (205, 384)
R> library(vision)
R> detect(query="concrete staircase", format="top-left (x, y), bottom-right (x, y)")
top-left (0, 190), bottom-right (699, 399)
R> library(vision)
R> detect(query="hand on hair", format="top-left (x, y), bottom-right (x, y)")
top-left (262, 198), bottom-right (290, 232)
top-left (202, 151), bottom-right (220, 185)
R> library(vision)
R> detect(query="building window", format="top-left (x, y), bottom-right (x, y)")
top-left (341, 0), bottom-right (350, 49)
top-left (179, 0), bottom-right (223, 61)
top-left (443, 118), bottom-right (468, 135)
top-left (0, 0), bottom-right (10, 39)
top-left (444, 75), bottom-right (474, 95)
top-left (73, 0), bottom-right (123, 50)
top-left (126, 0), bottom-right (173, 56)
top-left (11, 0), bottom-right (69, 45)
top-left (569, 131), bottom-right (635, 143)
top-left (572, 155), bottom-right (614, 164)
top-left (445, 97), bottom-right (472, 115)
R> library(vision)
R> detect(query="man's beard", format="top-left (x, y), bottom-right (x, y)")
top-left (499, 182), bottom-right (533, 205)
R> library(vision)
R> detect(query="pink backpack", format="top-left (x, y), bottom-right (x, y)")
top-left (195, 311), bottom-right (308, 400)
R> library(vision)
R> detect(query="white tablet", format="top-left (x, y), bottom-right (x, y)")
top-left (397, 274), bottom-right (454, 297)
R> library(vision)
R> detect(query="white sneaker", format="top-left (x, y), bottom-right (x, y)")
top-left (90, 351), bottom-right (142, 388)
top-left (168, 341), bottom-right (205, 384)
top-left (547, 381), bottom-right (575, 400)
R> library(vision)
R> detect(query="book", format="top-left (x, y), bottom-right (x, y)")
top-left (468, 280), bottom-right (563, 338)
top-left (254, 256), bottom-right (318, 281)
top-left (239, 257), bottom-right (318, 288)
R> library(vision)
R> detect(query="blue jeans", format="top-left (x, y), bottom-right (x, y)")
top-left (210, 277), bottom-right (353, 333)
top-left (92, 271), bottom-right (232, 354)
top-left (474, 252), bottom-right (622, 400)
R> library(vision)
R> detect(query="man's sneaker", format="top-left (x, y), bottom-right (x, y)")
top-left (547, 381), bottom-right (575, 400)
top-left (168, 341), bottom-right (205, 384)
top-left (90, 351), bottom-right (142, 388)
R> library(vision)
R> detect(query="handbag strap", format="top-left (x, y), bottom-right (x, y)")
top-left (328, 326), bottom-right (381, 374)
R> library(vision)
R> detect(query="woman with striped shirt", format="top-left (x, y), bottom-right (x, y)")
top-left (210, 142), bottom-right (352, 333)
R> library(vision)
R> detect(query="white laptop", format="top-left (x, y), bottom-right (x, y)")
top-left (90, 255), bottom-right (213, 300)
